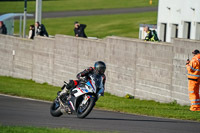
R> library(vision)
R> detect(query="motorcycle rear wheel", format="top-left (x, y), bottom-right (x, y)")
top-left (77, 97), bottom-right (95, 119)
top-left (50, 98), bottom-right (63, 117)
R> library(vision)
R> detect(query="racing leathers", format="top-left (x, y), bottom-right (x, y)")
top-left (66, 67), bottom-right (106, 96)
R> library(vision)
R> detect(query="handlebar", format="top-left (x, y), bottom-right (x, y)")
top-left (61, 81), bottom-right (69, 90)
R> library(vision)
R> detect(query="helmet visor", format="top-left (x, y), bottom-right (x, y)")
top-left (97, 67), bottom-right (106, 74)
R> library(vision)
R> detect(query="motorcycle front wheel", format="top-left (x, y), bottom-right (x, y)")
top-left (77, 97), bottom-right (95, 119)
top-left (50, 98), bottom-right (63, 117)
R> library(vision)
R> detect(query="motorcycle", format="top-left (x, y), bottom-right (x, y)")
top-left (50, 74), bottom-right (104, 119)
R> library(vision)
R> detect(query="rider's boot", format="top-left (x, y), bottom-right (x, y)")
top-left (65, 106), bottom-right (72, 114)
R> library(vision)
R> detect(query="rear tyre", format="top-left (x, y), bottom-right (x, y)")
top-left (50, 98), bottom-right (63, 117)
top-left (77, 97), bottom-right (95, 119)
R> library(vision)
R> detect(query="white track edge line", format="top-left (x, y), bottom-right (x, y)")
top-left (0, 93), bottom-right (51, 103)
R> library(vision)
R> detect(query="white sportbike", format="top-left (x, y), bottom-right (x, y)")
top-left (50, 73), bottom-right (104, 118)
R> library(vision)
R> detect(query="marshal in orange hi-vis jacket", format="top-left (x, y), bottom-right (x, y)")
top-left (186, 49), bottom-right (200, 111)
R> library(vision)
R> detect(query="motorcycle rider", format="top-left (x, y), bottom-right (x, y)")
top-left (65, 61), bottom-right (106, 96)
top-left (52, 61), bottom-right (106, 116)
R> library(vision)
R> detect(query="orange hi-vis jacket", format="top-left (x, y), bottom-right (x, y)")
top-left (186, 54), bottom-right (200, 80)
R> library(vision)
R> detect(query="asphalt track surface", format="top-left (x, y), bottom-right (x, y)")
top-left (0, 94), bottom-right (200, 133)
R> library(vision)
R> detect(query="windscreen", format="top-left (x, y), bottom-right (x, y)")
top-left (90, 73), bottom-right (103, 89)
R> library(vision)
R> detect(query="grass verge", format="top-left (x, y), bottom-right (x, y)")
top-left (0, 76), bottom-right (200, 121)
top-left (14, 12), bottom-right (157, 38)
top-left (0, 125), bottom-right (112, 133)
top-left (0, 0), bottom-right (158, 14)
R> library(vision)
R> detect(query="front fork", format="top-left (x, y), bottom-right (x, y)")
top-left (81, 95), bottom-right (90, 105)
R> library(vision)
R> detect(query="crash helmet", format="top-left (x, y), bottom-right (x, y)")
top-left (94, 61), bottom-right (106, 74)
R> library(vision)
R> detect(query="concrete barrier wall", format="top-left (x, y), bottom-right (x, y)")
top-left (0, 35), bottom-right (14, 76)
top-left (12, 38), bottom-right (34, 79)
top-left (104, 37), bottom-right (137, 97)
top-left (53, 35), bottom-right (107, 87)
top-left (32, 37), bottom-right (55, 84)
top-left (0, 34), bottom-right (199, 105)
top-left (135, 41), bottom-right (173, 103)
top-left (0, 35), bottom-right (34, 79)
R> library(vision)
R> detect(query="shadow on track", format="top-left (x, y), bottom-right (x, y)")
top-left (86, 117), bottom-right (198, 124)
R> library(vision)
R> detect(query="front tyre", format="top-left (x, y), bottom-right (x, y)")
top-left (77, 97), bottom-right (95, 119)
top-left (50, 98), bottom-right (63, 117)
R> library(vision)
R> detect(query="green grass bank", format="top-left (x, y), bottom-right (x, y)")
top-left (0, 76), bottom-right (200, 121)
top-left (0, 0), bottom-right (158, 14)
top-left (14, 12), bottom-right (157, 38)
top-left (0, 125), bottom-right (113, 133)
